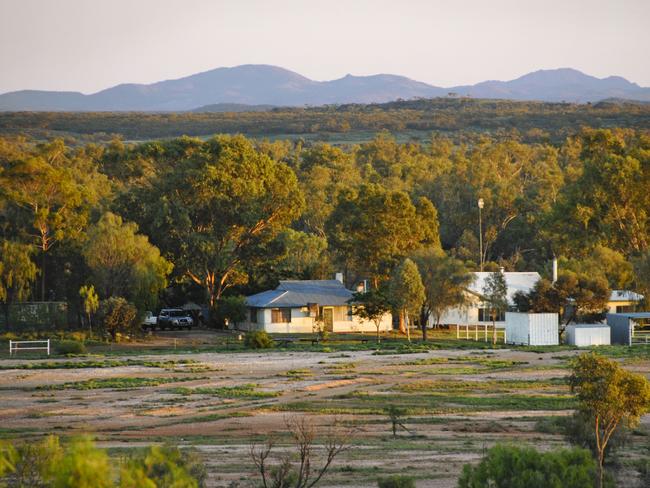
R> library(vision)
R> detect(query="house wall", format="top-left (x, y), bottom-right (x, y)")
top-left (605, 301), bottom-right (637, 314)
top-left (238, 306), bottom-right (392, 334)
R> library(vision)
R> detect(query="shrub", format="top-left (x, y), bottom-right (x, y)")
top-left (56, 340), bottom-right (86, 355)
top-left (458, 444), bottom-right (597, 488)
top-left (212, 296), bottom-right (247, 329)
top-left (120, 444), bottom-right (206, 487)
top-left (244, 330), bottom-right (274, 349)
top-left (378, 475), bottom-right (416, 488)
top-left (97, 297), bottom-right (138, 341)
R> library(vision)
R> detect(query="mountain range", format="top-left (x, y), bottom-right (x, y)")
top-left (1, 64), bottom-right (649, 112)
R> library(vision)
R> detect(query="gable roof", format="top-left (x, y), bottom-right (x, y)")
top-left (246, 280), bottom-right (353, 308)
top-left (468, 272), bottom-right (541, 305)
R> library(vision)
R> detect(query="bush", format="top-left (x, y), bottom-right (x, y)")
top-left (458, 444), bottom-right (597, 488)
top-left (244, 330), bottom-right (274, 349)
top-left (56, 340), bottom-right (86, 355)
top-left (121, 444), bottom-right (206, 487)
top-left (212, 296), bottom-right (247, 329)
top-left (97, 297), bottom-right (138, 341)
top-left (378, 475), bottom-right (416, 488)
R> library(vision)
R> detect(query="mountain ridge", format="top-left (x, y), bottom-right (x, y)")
top-left (1, 65), bottom-right (649, 111)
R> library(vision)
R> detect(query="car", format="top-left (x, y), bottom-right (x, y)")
top-left (141, 311), bottom-right (158, 330)
top-left (156, 309), bottom-right (194, 330)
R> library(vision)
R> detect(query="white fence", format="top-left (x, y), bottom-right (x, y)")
top-left (456, 324), bottom-right (506, 344)
top-left (9, 339), bottom-right (50, 356)
top-left (632, 329), bottom-right (650, 344)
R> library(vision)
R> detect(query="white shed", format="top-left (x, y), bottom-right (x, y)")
top-left (565, 324), bottom-right (611, 347)
top-left (505, 312), bottom-right (559, 346)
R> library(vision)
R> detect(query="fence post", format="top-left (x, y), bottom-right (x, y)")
top-left (9, 340), bottom-right (12, 356)
top-left (47, 339), bottom-right (50, 356)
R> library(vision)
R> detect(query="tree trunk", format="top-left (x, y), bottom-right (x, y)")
top-left (420, 307), bottom-right (429, 342)
top-left (597, 453), bottom-right (604, 488)
top-left (41, 249), bottom-right (46, 301)
top-left (398, 310), bottom-right (406, 334)
top-left (375, 322), bottom-right (381, 344)
top-left (3, 303), bottom-right (9, 331)
top-left (405, 312), bottom-right (411, 342)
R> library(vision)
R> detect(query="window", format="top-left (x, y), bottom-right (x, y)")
top-left (271, 308), bottom-right (292, 323)
top-left (616, 305), bottom-right (634, 313)
top-left (478, 308), bottom-right (505, 322)
top-left (250, 308), bottom-right (258, 323)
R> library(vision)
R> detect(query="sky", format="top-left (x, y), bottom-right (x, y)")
top-left (1, 0), bottom-right (648, 94)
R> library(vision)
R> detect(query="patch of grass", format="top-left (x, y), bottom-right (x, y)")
top-left (168, 384), bottom-right (280, 399)
top-left (37, 376), bottom-right (200, 390)
top-left (0, 359), bottom-right (198, 370)
top-left (282, 369), bottom-right (313, 379)
top-left (175, 411), bottom-right (253, 424)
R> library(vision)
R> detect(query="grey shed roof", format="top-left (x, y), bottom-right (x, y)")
top-left (246, 280), bottom-right (353, 308)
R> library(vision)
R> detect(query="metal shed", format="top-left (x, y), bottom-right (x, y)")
top-left (606, 312), bottom-right (650, 345)
top-left (565, 324), bottom-right (611, 347)
top-left (505, 312), bottom-right (559, 346)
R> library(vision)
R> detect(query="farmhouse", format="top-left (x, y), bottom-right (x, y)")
top-left (432, 271), bottom-right (541, 327)
top-left (605, 290), bottom-right (644, 314)
top-left (240, 279), bottom-right (392, 334)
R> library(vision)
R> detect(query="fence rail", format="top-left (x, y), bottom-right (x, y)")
top-left (631, 329), bottom-right (650, 344)
top-left (9, 339), bottom-right (50, 356)
top-left (455, 324), bottom-right (506, 344)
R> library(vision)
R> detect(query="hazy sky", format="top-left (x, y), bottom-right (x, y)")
top-left (1, 0), bottom-right (648, 94)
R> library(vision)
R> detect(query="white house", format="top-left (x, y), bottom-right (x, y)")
top-left (240, 280), bottom-right (392, 334)
top-left (432, 271), bottom-right (541, 327)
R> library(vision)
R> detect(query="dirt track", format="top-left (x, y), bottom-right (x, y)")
top-left (0, 332), bottom-right (647, 487)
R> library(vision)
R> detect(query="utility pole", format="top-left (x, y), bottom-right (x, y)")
top-left (478, 198), bottom-right (484, 272)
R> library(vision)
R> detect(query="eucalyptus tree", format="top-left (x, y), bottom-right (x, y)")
top-left (129, 135), bottom-right (304, 308)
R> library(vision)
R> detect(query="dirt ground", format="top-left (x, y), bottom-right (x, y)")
top-left (0, 330), bottom-right (648, 487)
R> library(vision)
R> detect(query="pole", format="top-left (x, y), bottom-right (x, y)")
top-left (478, 198), bottom-right (484, 272)
top-left (479, 205), bottom-right (483, 272)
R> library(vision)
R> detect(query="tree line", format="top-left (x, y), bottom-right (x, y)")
top-left (1, 127), bottom-right (649, 334)
top-left (1, 98), bottom-right (649, 143)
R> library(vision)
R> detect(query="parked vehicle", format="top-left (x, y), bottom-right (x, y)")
top-left (156, 309), bottom-right (194, 330)
top-left (142, 311), bottom-right (158, 330)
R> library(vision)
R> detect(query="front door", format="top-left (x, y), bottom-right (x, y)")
top-left (323, 307), bottom-right (334, 332)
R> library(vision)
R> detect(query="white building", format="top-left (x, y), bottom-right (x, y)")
top-left (240, 280), bottom-right (392, 334)
top-left (505, 312), bottom-right (559, 346)
top-left (432, 271), bottom-right (541, 327)
top-left (565, 324), bottom-right (611, 347)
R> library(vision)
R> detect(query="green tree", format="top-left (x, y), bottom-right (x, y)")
top-left (327, 184), bottom-right (439, 287)
top-left (388, 258), bottom-right (425, 339)
top-left (0, 139), bottom-right (103, 300)
top-left (120, 445), bottom-right (203, 488)
top-left (82, 212), bottom-right (172, 310)
top-left (482, 271), bottom-right (508, 344)
top-left (0, 240), bottom-right (37, 329)
top-left (632, 250), bottom-right (650, 308)
top-left (569, 353), bottom-right (650, 488)
top-left (79, 285), bottom-right (99, 338)
top-left (458, 444), bottom-right (597, 488)
top-left (97, 297), bottom-right (139, 341)
top-left (128, 135), bottom-right (303, 308)
top-left (350, 288), bottom-right (391, 344)
top-left (52, 436), bottom-right (112, 488)
top-left (411, 247), bottom-right (474, 341)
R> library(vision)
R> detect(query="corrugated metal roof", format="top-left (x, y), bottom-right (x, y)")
top-left (246, 280), bottom-right (352, 308)
top-left (609, 290), bottom-right (644, 302)
top-left (469, 272), bottom-right (541, 305)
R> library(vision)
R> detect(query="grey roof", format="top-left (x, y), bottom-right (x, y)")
top-left (567, 323), bottom-right (610, 329)
top-left (246, 280), bottom-right (353, 308)
top-left (606, 312), bottom-right (650, 319)
top-left (609, 290), bottom-right (644, 302)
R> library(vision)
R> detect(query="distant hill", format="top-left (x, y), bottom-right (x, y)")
top-left (1, 65), bottom-right (649, 111)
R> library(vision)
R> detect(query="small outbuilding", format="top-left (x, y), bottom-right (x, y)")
top-left (505, 312), bottom-right (559, 346)
top-left (565, 324), bottom-right (611, 347)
